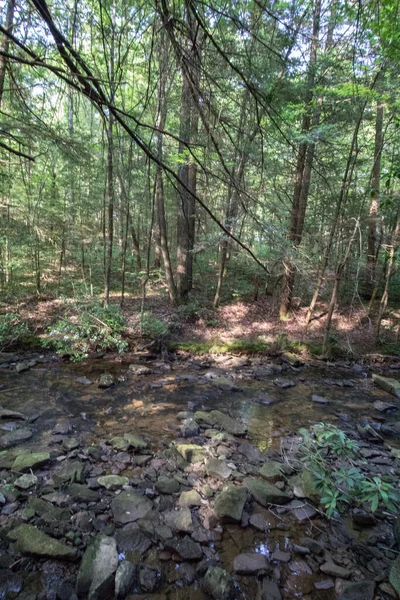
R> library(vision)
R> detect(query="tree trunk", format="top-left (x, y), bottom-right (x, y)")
top-left (176, 2), bottom-right (199, 302)
top-left (365, 100), bottom-right (384, 298)
top-left (280, 0), bottom-right (321, 319)
top-left (0, 0), bottom-right (15, 108)
top-left (374, 213), bottom-right (400, 344)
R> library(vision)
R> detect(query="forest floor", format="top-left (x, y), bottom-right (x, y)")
top-left (3, 288), bottom-right (399, 361)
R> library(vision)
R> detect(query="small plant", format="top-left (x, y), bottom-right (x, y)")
top-left (43, 302), bottom-right (128, 360)
top-left (299, 423), bottom-right (399, 518)
top-left (139, 312), bottom-right (169, 340)
top-left (0, 313), bottom-right (29, 350)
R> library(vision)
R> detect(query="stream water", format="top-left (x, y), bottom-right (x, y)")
top-left (0, 352), bottom-right (399, 600)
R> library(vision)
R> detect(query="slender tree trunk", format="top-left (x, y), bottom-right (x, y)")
top-left (365, 100), bottom-right (384, 298)
top-left (155, 26), bottom-right (178, 304)
top-left (323, 217), bottom-right (360, 352)
top-left (374, 214), bottom-right (400, 344)
top-left (0, 0), bottom-right (15, 107)
top-left (280, 0), bottom-right (321, 319)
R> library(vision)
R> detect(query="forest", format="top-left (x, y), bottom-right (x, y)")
top-left (0, 0), bottom-right (400, 359)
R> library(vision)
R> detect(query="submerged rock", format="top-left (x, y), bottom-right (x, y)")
top-left (0, 407), bottom-right (27, 420)
top-left (7, 524), bottom-right (77, 560)
top-left (244, 477), bottom-right (291, 506)
top-left (202, 566), bottom-right (234, 600)
top-left (98, 372), bottom-right (115, 388)
top-left (233, 552), bottom-right (270, 575)
top-left (97, 475), bottom-right (129, 490)
top-left (338, 580), bottom-right (375, 600)
top-left (76, 534), bottom-right (118, 599)
top-left (214, 485), bottom-right (247, 523)
top-left (0, 428), bottom-right (33, 449)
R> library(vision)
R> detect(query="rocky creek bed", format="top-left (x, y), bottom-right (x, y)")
top-left (0, 350), bottom-right (400, 600)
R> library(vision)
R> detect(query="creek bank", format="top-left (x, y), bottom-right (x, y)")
top-left (0, 352), bottom-right (399, 599)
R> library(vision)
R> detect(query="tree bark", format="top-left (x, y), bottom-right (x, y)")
top-left (365, 100), bottom-right (384, 298)
top-left (0, 0), bottom-right (15, 108)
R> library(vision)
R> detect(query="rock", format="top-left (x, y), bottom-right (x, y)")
top-left (139, 566), bottom-right (161, 592)
top-left (63, 437), bottom-right (80, 451)
top-left (97, 475), bottom-right (129, 490)
top-left (203, 567), bottom-right (234, 600)
top-left (0, 428), bottom-right (33, 448)
top-left (12, 452), bottom-right (50, 472)
top-left (15, 360), bottom-right (35, 373)
top-left (111, 491), bottom-right (152, 524)
top-left (204, 372), bottom-right (236, 390)
top-left (394, 519), bottom-right (400, 546)
top-left (115, 561), bottom-right (137, 599)
top-left (288, 499), bottom-right (317, 521)
top-left (164, 507), bottom-right (193, 533)
top-left (179, 489), bottom-right (202, 507)
top-left (272, 550), bottom-right (291, 563)
top-left (320, 562), bottom-right (351, 578)
top-left (76, 535), bottom-right (118, 599)
top-left (372, 374), bottom-right (400, 399)
top-left (208, 410), bottom-right (247, 436)
top-left (282, 352), bottom-right (303, 367)
top-left (233, 552), bottom-right (269, 575)
top-left (312, 394), bottom-right (330, 404)
top-left (259, 461), bottom-right (285, 483)
top-left (373, 400), bottom-right (397, 413)
top-left (0, 407), bottom-right (27, 420)
top-left (128, 364), bottom-right (152, 375)
top-left (14, 473), bottom-right (38, 490)
top-left (352, 512), bottom-right (376, 527)
top-left (244, 477), bottom-right (291, 506)
top-left (68, 483), bottom-right (98, 503)
top-left (260, 579), bottom-right (282, 600)
top-left (115, 528), bottom-right (152, 554)
top-left (7, 524), bottom-right (77, 560)
top-left (205, 459), bottom-right (232, 480)
top-left (389, 554), bottom-right (400, 595)
top-left (166, 536), bottom-right (202, 560)
top-left (299, 538), bottom-right (325, 556)
top-left (76, 376), bottom-right (92, 385)
top-left (123, 432), bottom-right (148, 450)
top-left (98, 372), bottom-right (114, 388)
top-left (176, 443), bottom-right (207, 463)
top-left (0, 568), bottom-right (23, 598)
top-left (155, 476), bottom-right (180, 494)
top-left (274, 378), bottom-right (296, 389)
top-left (53, 460), bottom-right (84, 484)
top-left (181, 418), bottom-right (200, 437)
top-left (214, 485), bottom-right (247, 523)
top-left (338, 580), bottom-right (375, 600)
top-left (315, 580), bottom-right (334, 590)
top-left (110, 437), bottom-right (129, 451)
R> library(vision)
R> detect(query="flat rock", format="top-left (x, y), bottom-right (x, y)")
top-left (7, 524), bottom-right (77, 560)
top-left (128, 364), bottom-right (152, 375)
top-left (389, 554), bottom-right (400, 595)
top-left (166, 536), bottom-right (202, 560)
top-left (0, 408), bottom-right (27, 420)
top-left (115, 528), bottom-right (152, 554)
top-left (203, 567), bottom-right (234, 600)
top-left (260, 579), bottom-right (282, 600)
top-left (244, 477), bottom-right (291, 506)
top-left (274, 379), bottom-right (296, 389)
top-left (233, 552), bottom-right (269, 575)
top-left (164, 507), bottom-right (193, 533)
top-left (14, 473), bottom-right (38, 490)
top-left (0, 428), bottom-right (32, 448)
top-left (111, 491), bottom-right (152, 524)
top-left (372, 374), bottom-right (400, 399)
top-left (206, 458), bottom-right (232, 480)
top-left (312, 394), bottom-right (330, 404)
top-left (76, 376), bottom-right (92, 385)
top-left (97, 475), bottom-right (129, 490)
top-left (373, 400), bottom-right (397, 413)
top-left (338, 580), bottom-right (375, 600)
top-left (12, 452), bottom-right (50, 472)
top-left (68, 483), bottom-right (98, 503)
top-left (53, 460), bottom-right (84, 484)
top-left (179, 489), bottom-right (202, 507)
top-left (288, 499), bottom-right (317, 521)
top-left (76, 534), bottom-right (118, 599)
top-left (214, 485), bottom-right (247, 523)
top-left (123, 432), bottom-right (148, 450)
top-left (320, 562), bottom-right (351, 578)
